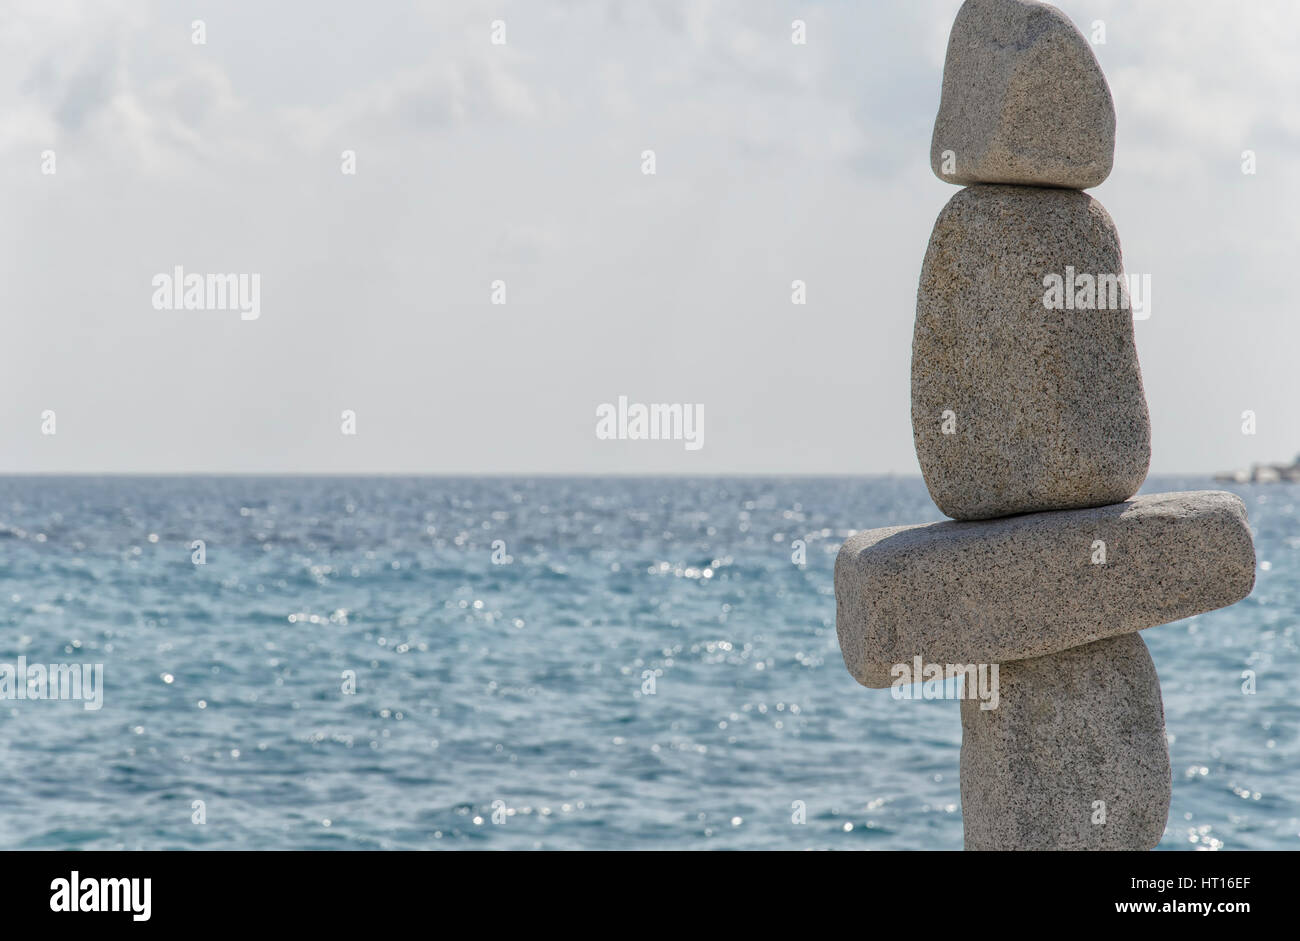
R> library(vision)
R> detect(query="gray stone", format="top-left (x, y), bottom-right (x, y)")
top-left (912, 184), bottom-right (1149, 521)
top-left (930, 0), bottom-right (1115, 189)
top-left (835, 491), bottom-right (1255, 689)
top-left (960, 633), bottom-right (1171, 850)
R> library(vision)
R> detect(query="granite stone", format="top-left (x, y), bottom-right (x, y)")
top-left (912, 183), bottom-right (1149, 521)
top-left (835, 491), bottom-right (1256, 689)
top-left (960, 633), bottom-right (1171, 850)
top-left (930, 0), bottom-right (1115, 189)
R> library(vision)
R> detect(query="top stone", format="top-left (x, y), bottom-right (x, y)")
top-left (930, 0), bottom-right (1115, 189)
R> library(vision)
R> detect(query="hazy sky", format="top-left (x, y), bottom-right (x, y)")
top-left (3, 0), bottom-right (1298, 474)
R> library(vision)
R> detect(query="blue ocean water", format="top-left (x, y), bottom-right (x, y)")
top-left (0, 475), bottom-right (1294, 850)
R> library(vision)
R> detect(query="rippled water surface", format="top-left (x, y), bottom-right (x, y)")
top-left (0, 475), bottom-right (1294, 850)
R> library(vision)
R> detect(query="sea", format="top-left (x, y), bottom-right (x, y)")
top-left (0, 475), bottom-right (1294, 850)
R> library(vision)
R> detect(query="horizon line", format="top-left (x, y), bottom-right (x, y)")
top-left (0, 470), bottom-right (1238, 479)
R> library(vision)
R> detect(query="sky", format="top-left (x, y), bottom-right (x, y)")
top-left (2, 0), bottom-right (1298, 474)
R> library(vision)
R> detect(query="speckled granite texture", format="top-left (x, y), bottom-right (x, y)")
top-left (912, 184), bottom-right (1149, 521)
top-left (835, 491), bottom-right (1255, 689)
top-left (835, 0), bottom-right (1255, 852)
top-left (930, 0), bottom-right (1115, 189)
top-left (960, 633), bottom-right (1171, 850)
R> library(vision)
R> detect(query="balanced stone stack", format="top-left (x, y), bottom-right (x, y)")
top-left (835, 0), bottom-right (1256, 850)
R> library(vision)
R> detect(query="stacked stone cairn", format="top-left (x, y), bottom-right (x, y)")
top-left (834, 0), bottom-right (1257, 850)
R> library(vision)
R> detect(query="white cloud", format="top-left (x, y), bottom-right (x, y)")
top-left (0, 0), bottom-right (1296, 473)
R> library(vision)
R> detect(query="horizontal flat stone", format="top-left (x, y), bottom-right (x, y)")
top-left (960, 633), bottom-right (1171, 850)
top-left (835, 491), bottom-right (1255, 689)
top-left (913, 184), bottom-right (1150, 521)
top-left (930, 0), bottom-right (1115, 188)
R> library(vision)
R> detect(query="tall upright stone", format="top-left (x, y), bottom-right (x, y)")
top-left (912, 184), bottom-right (1149, 520)
top-left (960, 633), bottom-right (1171, 850)
top-left (834, 0), bottom-right (1257, 851)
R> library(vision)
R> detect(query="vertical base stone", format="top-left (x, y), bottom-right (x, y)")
top-left (960, 633), bottom-right (1171, 850)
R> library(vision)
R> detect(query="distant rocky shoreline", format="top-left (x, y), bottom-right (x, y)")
top-left (1215, 457), bottom-right (1300, 484)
